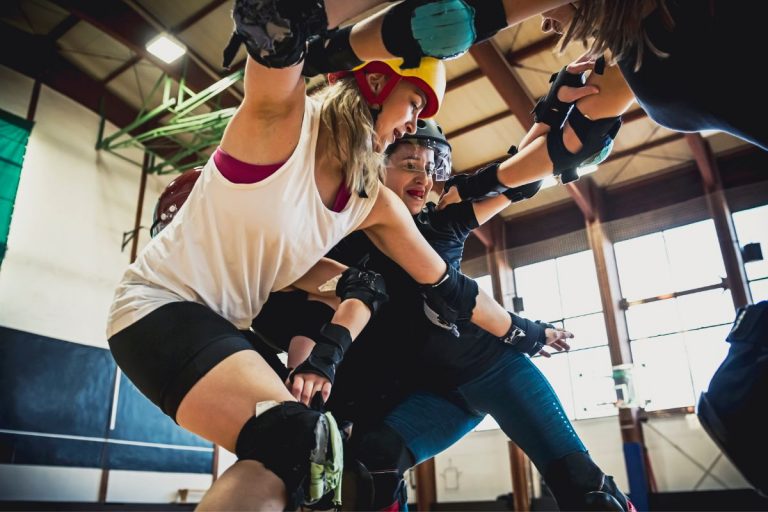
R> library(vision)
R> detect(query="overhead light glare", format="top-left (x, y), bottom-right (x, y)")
top-left (146, 33), bottom-right (186, 64)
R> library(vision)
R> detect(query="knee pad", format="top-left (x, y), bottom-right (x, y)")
top-left (236, 402), bottom-right (343, 510)
top-left (353, 424), bottom-right (415, 510)
top-left (382, 0), bottom-right (477, 67)
top-left (544, 452), bottom-right (635, 512)
top-left (547, 107), bottom-right (622, 183)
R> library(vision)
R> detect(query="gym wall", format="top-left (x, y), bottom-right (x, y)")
top-left (0, 64), bottom-right (213, 504)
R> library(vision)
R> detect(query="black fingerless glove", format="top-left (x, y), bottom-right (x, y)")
top-left (336, 267), bottom-right (388, 315)
top-left (293, 323), bottom-right (352, 384)
top-left (502, 179), bottom-right (543, 203)
top-left (501, 312), bottom-right (554, 356)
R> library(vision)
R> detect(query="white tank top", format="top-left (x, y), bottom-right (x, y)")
top-left (107, 98), bottom-right (377, 337)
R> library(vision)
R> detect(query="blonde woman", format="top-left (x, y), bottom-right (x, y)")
top-left (105, 2), bottom-right (522, 510)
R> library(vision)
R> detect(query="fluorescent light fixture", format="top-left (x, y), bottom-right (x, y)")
top-left (146, 33), bottom-right (186, 64)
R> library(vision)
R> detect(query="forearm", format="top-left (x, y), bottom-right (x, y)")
top-left (472, 194), bottom-right (512, 225)
top-left (470, 287), bottom-right (512, 337)
top-left (330, 298), bottom-right (371, 339)
top-left (290, 258), bottom-right (348, 299)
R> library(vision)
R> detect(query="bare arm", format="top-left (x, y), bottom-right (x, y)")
top-left (472, 194), bottom-right (513, 226)
top-left (220, 58), bottom-right (305, 166)
top-left (359, 186), bottom-right (511, 336)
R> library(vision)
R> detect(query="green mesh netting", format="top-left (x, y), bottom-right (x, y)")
top-left (0, 109), bottom-right (33, 266)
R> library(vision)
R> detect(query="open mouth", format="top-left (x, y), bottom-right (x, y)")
top-left (406, 188), bottom-right (425, 200)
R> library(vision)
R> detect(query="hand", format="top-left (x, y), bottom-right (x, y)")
top-left (536, 327), bottom-right (574, 358)
top-left (289, 370), bottom-right (332, 406)
top-left (437, 185), bottom-right (462, 210)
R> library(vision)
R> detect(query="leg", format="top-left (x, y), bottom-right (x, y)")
top-left (110, 302), bottom-right (340, 511)
top-left (348, 391), bottom-right (483, 510)
top-left (456, 349), bottom-right (633, 511)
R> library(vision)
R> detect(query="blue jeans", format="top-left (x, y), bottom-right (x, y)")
top-left (384, 349), bottom-right (585, 472)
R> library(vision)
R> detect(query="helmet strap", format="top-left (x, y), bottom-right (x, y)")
top-left (353, 71), bottom-right (402, 114)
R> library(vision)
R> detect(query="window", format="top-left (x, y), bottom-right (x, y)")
top-left (515, 250), bottom-right (616, 421)
top-left (615, 220), bottom-right (734, 412)
top-left (732, 204), bottom-right (768, 302)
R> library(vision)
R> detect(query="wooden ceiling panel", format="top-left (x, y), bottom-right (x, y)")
top-left (443, 51), bottom-right (478, 81)
top-left (449, 115), bottom-right (527, 170)
top-left (0, 0), bottom-right (69, 35)
top-left (437, 77), bottom-right (509, 134)
top-left (58, 20), bottom-right (133, 81)
top-left (133, 0), bottom-right (212, 30)
top-left (177, 2), bottom-right (237, 73)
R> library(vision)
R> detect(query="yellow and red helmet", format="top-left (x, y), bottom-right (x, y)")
top-left (329, 58), bottom-right (446, 119)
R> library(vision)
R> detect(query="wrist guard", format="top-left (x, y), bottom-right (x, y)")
top-left (293, 323), bottom-right (353, 384)
top-left (501, 312), bottom-right (555, 356)
top-left (502, 179), bottom-right (543, 202)
top-left (444, 162), bottom-right (506, 201)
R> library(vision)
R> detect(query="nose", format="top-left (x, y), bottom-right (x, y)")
top-left (404, 119), bottom-right (416, 135)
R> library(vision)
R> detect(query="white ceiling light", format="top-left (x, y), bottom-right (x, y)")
top-left (146, 33), bottom-right (186, 64)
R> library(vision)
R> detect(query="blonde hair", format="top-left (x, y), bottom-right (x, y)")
top-left (560, 0), bottom-right (674, 71)
top-left (311, 77), bottom-right (384, 198)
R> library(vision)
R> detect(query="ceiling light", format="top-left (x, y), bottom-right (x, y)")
top-left (146, 34), bottom-right (186, 64)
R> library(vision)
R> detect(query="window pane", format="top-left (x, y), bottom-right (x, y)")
top-left (664, 220), bottom-right (725, 291)
top-left (568, 347), bottom-right (618, 420)
top-left (733, 204), bottom-right (768, 281)
top-left (625, 299), bottom-right (681, 340)
top-left (615, 233), bottom-right (673, 299)
top-left (476, 274), bottom-right (494, 299)
top-left (563, 313), bottom-right (608, 350)
top-left (557, 250), bottom-right (602, 317)
top-left (532, 353), bottom-right (575, 420)
top-left (682, 324), bottom-right (731, 399)
top-left (632, 334), bottom-right (696, 411)
top-left (675, 289), bottom-right (735, 331)
top-left (750, 279), bottom-right (768, 303)
top-left (515, 259), bottom-right (563, 321)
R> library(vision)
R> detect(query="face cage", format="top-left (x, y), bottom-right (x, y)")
top-left (423, 141), bottom-right (452, 181)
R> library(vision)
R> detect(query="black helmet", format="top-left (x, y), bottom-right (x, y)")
top-left (386, 119), bottom-right (452, 181)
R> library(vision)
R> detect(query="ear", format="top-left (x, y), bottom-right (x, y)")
top-left (365, 72), bottom-right (389, 95)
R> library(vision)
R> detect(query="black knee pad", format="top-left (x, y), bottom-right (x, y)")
top-left (236, 402), bottom-right (343, 510)
top-left (353, 424), bottom-right (415, 510)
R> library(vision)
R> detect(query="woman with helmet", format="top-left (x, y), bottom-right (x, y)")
top-left (261, 118), bottom-right (634, 511)
top-left (105, 2), bottom-right (524, 509)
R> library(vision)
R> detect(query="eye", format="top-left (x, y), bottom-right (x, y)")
top-left (405, 161), bottom-right (418, 170)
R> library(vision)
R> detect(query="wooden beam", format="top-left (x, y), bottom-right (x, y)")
top-left (686, 134), bottom-right (751, 308)
top-left (101, 54), bottom-right (142, 84)
top-left (446, 111), bottom-right (512, 140)
top-left (171, 0), bottom-right (229, 33)
top-left (468, 40), bottom-right (534, 130)
top-left (415, 458), bottom-right (436, 511)
top-left (446, 34), bottom-right (558, 93)
top-left (47, 14), bottom-right (79, 41)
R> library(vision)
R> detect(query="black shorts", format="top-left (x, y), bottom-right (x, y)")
top-left (108, 301), bottom-right (288, 421)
